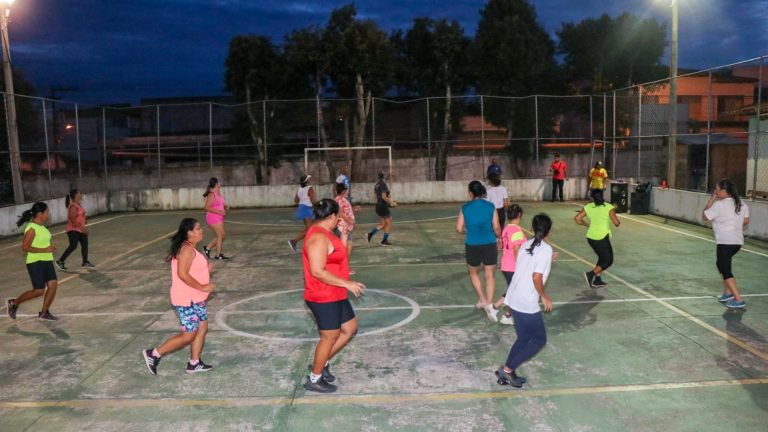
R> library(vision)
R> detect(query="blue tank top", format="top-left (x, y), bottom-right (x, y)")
top-left (462, 199), bottom-right (496, 245)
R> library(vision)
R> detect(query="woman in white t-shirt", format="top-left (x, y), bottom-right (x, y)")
top-left (495, 213), bottom-right (554, 388)
top-left (486, 173), bottom-right (509, 226)
top-left (703, 179), bottom-right (750, 309)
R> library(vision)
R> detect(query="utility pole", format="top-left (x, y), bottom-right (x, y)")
top-left (1, 1), bottom-right (23, 203)
top-left (667, 0), bottom-right (679, 188)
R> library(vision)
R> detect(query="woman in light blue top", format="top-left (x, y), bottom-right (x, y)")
top-left (457, 180), bottom-right (501, 322)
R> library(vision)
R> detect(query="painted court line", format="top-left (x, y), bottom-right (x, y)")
top-left (0, 215), bottom-right (128, 252)
top-left (1, 377), bottom-right (765, 409)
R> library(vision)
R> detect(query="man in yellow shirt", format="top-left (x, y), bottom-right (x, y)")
top-left (588, 161), bottom-right (608, 198)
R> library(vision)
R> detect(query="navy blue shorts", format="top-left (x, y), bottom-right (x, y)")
top-left (306, 299), bottom-right (355, 331)
top-left (26, 261), bottom-right (57, 289)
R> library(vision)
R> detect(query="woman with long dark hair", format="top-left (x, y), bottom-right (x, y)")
top-left (303, 199), bottom-right (365, 393)
top-left (289, 174), bottom-right (316, 252)
top-left (7, 202), bottom-right (59, 320)
top-left (574, 190), bottom-right (620, 288)
top-left (203, 177), bottom-right (230, 260)
top-left (457, 180), bottom-right (501, 322)
top-left (367, 171), bottom-right (395, 246)
top-left (496, 213), bottom-right (554, 388)
top-left (143, 218), bottom-right (216, 375)
top-left (56, 189), bottom-right (95, 270)
top-left (703, 178), bottom-right (750, 309)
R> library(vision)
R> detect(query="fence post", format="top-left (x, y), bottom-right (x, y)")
top-left (208, 103), bottom-right (213, 174)
top-left (603, 93), bottom-right (607, 161)
top-left (534, 95), bottom-right (539, 163)
top-left (316, 95), bottom-right (321, 146)
top-left (102, 107), bottom-right (108, 191)
top-left (75, 104), bottom-right (81, 178)
top-left (156, 105), bottom-right (161, 186)
top-left (262, 99), bottom-right (268, 170)
top-left (612, 91), bottom-right (617, 177)
top-left (426, 97), bottom-right (431, 180)
top-left (589, 95), bottom-right (594, 143)
top-left (705, 71), bottom-right (712, 192)
top-left (637, 87), bottom-right (642, 181)
top-left (42, 99), bottom-right (52, 198)
top-left (372, 97), bottom-right (376, 146)
top-left (480, 95), bottom-right (485, 178)
top-left (753, 56), bottom-right (764, 199)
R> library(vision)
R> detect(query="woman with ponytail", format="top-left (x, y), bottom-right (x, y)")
top-left (496, 213), bottom-right (554, 388)
top-left (574, 190), bottom-right (620, 288)
top-left (203, 177), bottom-right (230, 260)
top-left (143, 218), bottom-right (217, 375)
top-left (457, 180), bottom-right (501, 322)
top-left (703, 178), bottom-right (750, 309)
top-left (7, 202), bottom-right (59, 320)
top-left (56, 189), bottom-right (95, 270)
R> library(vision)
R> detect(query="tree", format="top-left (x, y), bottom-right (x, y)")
top-left (393, 18), bottom-right (472, 180)
top-left (323, 4), bottom-right (393, 182)
top-left (224, 36), bottom-right (283, 184)
top-left (557, 13), bottom-right (667, 92)
top-left (473, 0), bottom-right (562, 176)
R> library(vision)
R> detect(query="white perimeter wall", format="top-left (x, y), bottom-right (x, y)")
top-left (0, 192), bottom-right (109, 238)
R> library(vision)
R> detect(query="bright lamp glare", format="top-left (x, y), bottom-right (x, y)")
top-left (1, 0), bottom-right (15, 5)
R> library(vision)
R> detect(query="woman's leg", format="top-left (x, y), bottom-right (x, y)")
top-left (209, 223), bottom-right (225, 255)
top-left (505, 310), bottom-right (547, 372)
top-left (189, 320), bottom-right (208, 361)
top-left (80, 233), bottom-right (89, 264)
top-left (40, 280), bottom-right (58, 313)
top-left (14, 289), bottom-right (44, 306)
top-left (292, 218), bottom-right (312, 243)
top-left (329, 318), bottom-right (357, 360)
top-left (58, 231), bottom-right (79, 263)
top-left (484, 264), bottom-right (496, 308)
top-left (717, 245), bottom-right (742, 300)
top-left (467, 265), bottom-right (486, 305)
top-left (156, 331), bottom-right (197, 357)
top-left (311, 329), bottom-right (340, 375)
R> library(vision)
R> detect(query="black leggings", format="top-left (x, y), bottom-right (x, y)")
top-left (496, 208), bottom-right (506, 228)
top-left (716, 244), bottom-right (741, 280)
top-left (59, 231), bottom-right (89, 263)
top-left (587, 235), bottom-right (613, 271)
top-left (552, 179), bottom-right (564, 201)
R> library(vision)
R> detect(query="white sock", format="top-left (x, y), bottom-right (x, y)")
top-left (152, 348), bottom-right (161, 358)
top-left (189, 359), bottom-right (199, 366)
top-left (324, 361), bottom-right (330, 367)
top-left (309, 373), bottom-right (322, 383)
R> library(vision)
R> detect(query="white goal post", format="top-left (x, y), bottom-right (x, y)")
top-left (304, 146), bottom-right (393, 183)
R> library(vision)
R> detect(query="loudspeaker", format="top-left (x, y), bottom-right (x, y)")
top-left (631, 192), bottom-right (651, 215)
top-left (610, 182), bottom-right (628, 213)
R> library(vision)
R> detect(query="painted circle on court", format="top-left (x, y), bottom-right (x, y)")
top-left (215, 289), bottom-right (420, 342)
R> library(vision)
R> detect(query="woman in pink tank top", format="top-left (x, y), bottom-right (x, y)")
top-left (203, 177), bottom-right (230, 260)
top-left (142, 218), bottom-right (217, 375)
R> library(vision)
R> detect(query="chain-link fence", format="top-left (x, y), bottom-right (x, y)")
top-left (0, 55), bottom-right (765, 205)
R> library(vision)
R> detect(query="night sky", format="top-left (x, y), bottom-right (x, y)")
top-left (7, 0), bottom-right (767, 105)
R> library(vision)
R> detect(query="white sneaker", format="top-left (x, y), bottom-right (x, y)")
top-left (499, 315), bottom-right (514, 325)
top-left (484, 304), bottom-right (498, 323)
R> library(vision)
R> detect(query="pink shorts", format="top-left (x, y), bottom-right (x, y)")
top-left (206, 212), bottom-right (224, 226)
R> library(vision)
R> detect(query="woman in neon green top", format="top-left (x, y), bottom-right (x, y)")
top-left (574, 190), bottom-right (620, 288)
top-left (6, 202), bottom-right (59, 321)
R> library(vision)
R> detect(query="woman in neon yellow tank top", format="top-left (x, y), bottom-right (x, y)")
top-left (574, 190), bottom-right (620, 288)
top-left (6, 202), bottom-right (59, 321)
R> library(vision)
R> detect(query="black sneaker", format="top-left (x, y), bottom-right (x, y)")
top-left (380, 239), bottom-right (392, 246)
top-left (6, 299), bottom-right (18, 319)
top-left (38, 311), bottom-right (58, 321)
top-left (308, 364), bottom-right (336, 383)
top-left (82, 261), bottom-right (96, 269)
top-left (214, 254), bottom-right (230, 260)
top-left (583, 271), bottom-right (595, 289)
top-left (304, 375), bottom-right (337, 393)
top-left (366, 232), bottom-right (373, 244)
top-left (143, 349), bottom-right (161, 375)
top-left (186, 360), bottom-right (213, 374)
top-left (591, 277), bottom-right (607, 288)
top-left (203, 246), bottom-right (212, 258)
top-left (495, 366), bottom-right (525, 388)
top-left (55, 260), bottom-right (67, 271)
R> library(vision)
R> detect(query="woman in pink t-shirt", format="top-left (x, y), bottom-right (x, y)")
top-left (203, 177), bottom-right (230, 260)
top-left (56, 189), bottom-right (95, 270)
top-left (142, 218), bottom-right (217, 375)
top-left (492, 204), bottom-right (526, 325)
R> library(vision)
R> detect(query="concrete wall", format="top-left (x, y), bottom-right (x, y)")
top-left (0, 191), bottom-right (109, 238)
top-left (650, 187), bottom-right (768, 241)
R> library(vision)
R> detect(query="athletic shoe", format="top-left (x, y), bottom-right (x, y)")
top-left (380, 240), bottom-right (393, 246)
top-left (143, 349), bottom-right (161, 375)
top-left (349, 269), bottom-right (356, 275)
top-left (717, 293), bottom-right (735, 303)
top-left (583, 271), bottom-right (595, 289)
top-left (474, 300), bottom-right (486, 309)
top-left (214, 254), bottom-right (230, 260)
top-left (495, 366), bottom-right (525, 388)
top-left (186, 360), bottom-right (213, 374)
top-left (81, 261), bottom-right (96, 269)
top-left (38, 311), bottom-right (58, 321)
top-left (307, 364), bottom-right (336, 383)
top-left (288, 240), bottom-right (298, 252)
top-left (484, 304), bottom-right (498, 323)
top-left (499, 315), bottom-right (514, 325)
top-left (366, 232), bottom-right (373, 244)
top-left (304, 375), bottom-right (337, 393)
top-left (725, 299), bottom-right (746, 309)
top-left (591, 277), bottom-right (607, 288)
top-left (203, 246), bottom-right (212, 258)
top-left (6, 299), bottom-right (18, 320)
top-left (55, 260), bottom-right (67, 271)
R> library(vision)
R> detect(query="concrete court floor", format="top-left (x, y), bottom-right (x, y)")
top-left (0, 202), bottom-right (766, 431)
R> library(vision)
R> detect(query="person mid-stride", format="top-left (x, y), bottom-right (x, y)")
top-left (496, 214), bottom-right (555, 389)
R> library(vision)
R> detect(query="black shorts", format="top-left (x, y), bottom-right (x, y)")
top-left (306, 299), bottom-right (356, 331)
top-left (375, 201), bottom-right (391, 218)
top-left (465, 243), bottom-right (498, 267)
top-left (26, 261), bottom-right (57, 289)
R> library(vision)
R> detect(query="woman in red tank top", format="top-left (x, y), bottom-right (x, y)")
top-left (303, 199), bottom-right (365, 393)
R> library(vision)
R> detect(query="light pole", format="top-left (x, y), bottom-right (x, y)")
top-left (1, 0), bottom-right (23, 203)
top-left (667, 0), bottom-right (678, 188)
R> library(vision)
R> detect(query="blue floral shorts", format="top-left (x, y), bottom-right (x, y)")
top-left (173, 301), bottom-right (208, 333)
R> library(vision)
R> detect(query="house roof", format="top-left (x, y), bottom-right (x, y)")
top-left (677, 133), bottom-right (746, 146)
top-left (460, 116), bottom-right (506, 132)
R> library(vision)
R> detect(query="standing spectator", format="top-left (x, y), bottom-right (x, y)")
top-left (56, 189), bottom-right (95, 270)
top-left (588, 161), bottom-right (608, 198)
top-left (487, 158), bottom-right (502, 179)
top-left (549, 153), bottom-right (567, 202)
top-left (703, 179), bottom-right (750, 309)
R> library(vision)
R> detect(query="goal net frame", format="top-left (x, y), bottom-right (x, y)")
top-left (304, 146), bottom-right (393, 183)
